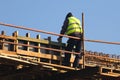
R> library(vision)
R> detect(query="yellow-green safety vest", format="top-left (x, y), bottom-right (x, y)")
top-left (66, 16), bottom-right (82, 35)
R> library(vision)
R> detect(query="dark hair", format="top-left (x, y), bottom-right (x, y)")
top-left (66, 12), bottom-right (73, 19)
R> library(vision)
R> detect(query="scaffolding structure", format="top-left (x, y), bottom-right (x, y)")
top-left (0, 13), bottom-right (120, 79)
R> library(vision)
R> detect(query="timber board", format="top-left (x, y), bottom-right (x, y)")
top-left (17, 36), bottom-right (49, 44)
top-left (0, 35), bottom-right (16, 40)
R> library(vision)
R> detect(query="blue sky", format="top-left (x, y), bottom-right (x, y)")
top-left (0, 0), bottom-right (120, 55)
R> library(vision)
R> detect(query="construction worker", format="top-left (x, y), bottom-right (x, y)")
top-left (57, 12), bottom-right (83, 68)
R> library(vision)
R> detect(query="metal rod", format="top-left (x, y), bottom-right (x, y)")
top-left (0, 22), bottom-right (120, 45)
top-left (0, 22), bottom-right (80, 40)
top-left (0, 40), bottom-right (119, 61)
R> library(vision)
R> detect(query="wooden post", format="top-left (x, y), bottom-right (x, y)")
top-left (36, 34), bottom-right (41, 53)
top-left (36, 34), bottom-right (41, 62)
top-left (26, 33), bottom-right (30, 52)
top-left (12, 31), bottom-right (16, 51)
top-left (1, 31), bottom-right (5, 50)
top-left (1, 31), bottom-right (5, 35)
top-left (82, 12), bottom-right (85, 69)
top-left (58, 39), bottom-right (62, 65)
top-left (15, 31), bottom-right (18, 52)
top-left (48, 36), bottom-right (52, 63)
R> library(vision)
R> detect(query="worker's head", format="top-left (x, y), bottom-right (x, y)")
top-left (66, 12), bottom-right (73, 19)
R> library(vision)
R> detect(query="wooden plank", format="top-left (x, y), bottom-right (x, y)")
top-left (85, 54), bottom-right (120, 63)
top-left (0, 50), bottom-right (17, 55)
top-left (100, 73), bottom-right (120, 77)
top-left (17, 36), bottom-right (49, 44)
top-left (0, 54), bottom-right (37, 65)
top-left (17, 50), bottom-right (41, 57)
top-left (0, 35), bottom-right (16, 40)
top-left (37, 61), bottom-right (75, 71)
top-left (17, 50), bottom-right (61, 60)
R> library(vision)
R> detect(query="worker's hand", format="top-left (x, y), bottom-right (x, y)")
top-left (57, 37), bottom-right (62, 42)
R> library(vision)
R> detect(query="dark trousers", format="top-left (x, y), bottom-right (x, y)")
top-left (64, 33), bottom-right (82, 67)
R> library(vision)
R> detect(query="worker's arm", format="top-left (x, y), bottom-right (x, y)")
top-left (59, 19), bottom-right (68, 38)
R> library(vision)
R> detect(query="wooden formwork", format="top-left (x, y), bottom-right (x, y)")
top-left (0, 30), bottom-right (120, 78)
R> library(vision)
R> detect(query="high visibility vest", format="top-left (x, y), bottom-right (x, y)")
top-left (66, 16), bottom-right (82, 35)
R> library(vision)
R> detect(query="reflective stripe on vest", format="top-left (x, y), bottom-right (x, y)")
top-left (66, 17), bottom-right (82, 35)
